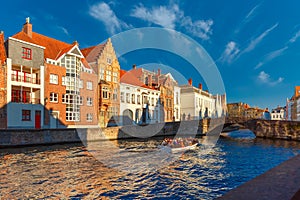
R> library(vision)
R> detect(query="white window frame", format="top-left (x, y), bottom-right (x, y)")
top-left (50, 92), bottom-right (58, 103)
top-left (87, 97), bottom-right (93, 106)
top-left (86, 81), bottom-right (93, 90)
top-left (86, 113), bottom-right (93, 122)
top-left (50, 74), bottom-right (58, 84)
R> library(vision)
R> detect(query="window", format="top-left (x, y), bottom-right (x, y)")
top-left (87, 97), bottom-right (93, 106)
top-left (131, 94), bottom-right (135, 104)
top-left (22, 47), bottom-right (32, 60)
top-left (22, 110), bottom-right (31, 121)
top-left (113, 72), bottom-right (118, 83)
top-left (12, 90), bottom-right (30, 103)
top-left (126, 93), bottom-right (130, 103)
top-left (50, 74), bottom-right (58, 84)
top-left (62, 76), bottom-right (66, 86)
top-left (100, 68), bottom-right (105, 80)
top-left (107, 57), bottom-right (112, 64)
top-left (102, 87), bottom-right (109, 99)
top-left (50, 92), bottom-right (58, 102)
top-left (77, 96), bottom-right (83, 105)
top-left (113, 88), bottom-right (118, 100)
top-left (86, 81), bottom-right (92, 90)
top-left (137, 95), bottom-right (141, 104)
top-left (106, 71), bottom-right (111, 82)
top-left (151, 97), bottom-right (154, 106)
top-left (86, 113), bottom-right (93, 121)
top-left (79, 80), bottom-right (83, 89)
top-left (121, 92), bottom-right (124, 102)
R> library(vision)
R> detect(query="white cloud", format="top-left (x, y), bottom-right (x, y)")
top-left (254, 46), bottom-right (288, 69)
top-left (58, 26), bottom-right (69, 35)
top-left (89, 2), bottom-right (131, 35)
top-left (131, 4), bottom-right (178, 29)
top-left (130, 3), bottom-right (213, 40)
top-left (258, 71), bottom-right (283, 86)
top-left (243, 23), bottom-right (278, 53)
top-left (288, 30), bottom-right (300, 43)
top-left (245, 4), bottom-right (260, 20)
top-left (220, 41), bottom-right (240, 64)
top-left (234, 3), bottom-right (261, 35)
top-left (181, 17), bottom-right (213, 40)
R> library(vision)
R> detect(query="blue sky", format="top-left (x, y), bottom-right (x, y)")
top-left (1, 0), bottom-right (300, 109)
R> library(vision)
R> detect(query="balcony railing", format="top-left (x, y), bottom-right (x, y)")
top-left (11, 97), bottom-right (40, 104)
top-left (11, 74), bottom-right (40, 84)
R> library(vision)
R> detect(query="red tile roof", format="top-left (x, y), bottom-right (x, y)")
top-left (11, 31), bottom-right (73, 60)
top-left (81, 43), bottom-right (105, 63)
top-left (120, 69), bottom-right (155, 90)
top-left (81, 46), bottom-right (96, 57)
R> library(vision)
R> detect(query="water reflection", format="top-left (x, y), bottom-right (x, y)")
top-left (0, 137), bottom-right (299, 199)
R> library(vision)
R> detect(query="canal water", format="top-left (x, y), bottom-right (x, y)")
top-left (0, 135), bottom-right (300, 199)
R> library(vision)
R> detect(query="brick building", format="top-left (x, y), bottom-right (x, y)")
top-left (0, 31), bottom-right (7, 128)
top-left (1, 18), bottom-right (98, 128)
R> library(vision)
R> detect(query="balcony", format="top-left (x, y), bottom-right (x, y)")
top-left (11, 97), bottom-right (40, 104)
top-left (11, 71), bottom-right (40, 84)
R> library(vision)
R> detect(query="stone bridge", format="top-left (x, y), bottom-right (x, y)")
top-left (222, 117), bottom-right (300, 141)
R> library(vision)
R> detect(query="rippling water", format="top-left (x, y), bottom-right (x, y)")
top-left (1, 136), bottom-right (299, 199)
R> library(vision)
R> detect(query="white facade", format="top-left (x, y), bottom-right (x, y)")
top-left (271, 107), bottom-right (285, 120)
top-left (297, 98), bottom-right (300, 121)
top-left (173, 86), bottom-right (181, 121)
top-left (6, 56), bottom-right (45, 128)
top-left (120, 83), bottom-right (162, 125)
top-left (180, 85), bottom-right (216, 120)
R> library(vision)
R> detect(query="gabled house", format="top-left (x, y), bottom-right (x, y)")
top-left (81, 39), bottom-right (120, 127)
top-left (120, 69), bottom-right (162, 125)
top-left (1, 18), bottom-right (98, 128)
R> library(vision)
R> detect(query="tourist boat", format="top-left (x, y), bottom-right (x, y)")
top-left (169, 143), bottom-right (198, 153)
top-left (159, 138), bottom-right (199, 153)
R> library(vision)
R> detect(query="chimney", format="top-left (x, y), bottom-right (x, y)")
top-left (132, 64), bottom-right (136, 69)
top-left (157, 68), bottom-right (161, 76)
top-left (72, 41), bottom-right (79, 46)
top-left (198, 83), bottom-right (202, 90)
top-left (148, 74), bottom-right (152, 87)
top-left (22, 17), bottom-right (32, 38)
top-left (188, 78), bottom-right (192, 86)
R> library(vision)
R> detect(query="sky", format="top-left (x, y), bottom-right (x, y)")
top-left (1, 0), bottom-right (300, 109)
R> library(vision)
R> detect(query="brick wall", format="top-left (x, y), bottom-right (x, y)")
top-left (77, 71), bottom-right (98, 126)
top-left (44, 63), bottom-right (66, 126)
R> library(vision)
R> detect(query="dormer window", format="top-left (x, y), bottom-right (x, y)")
top-left (22, 47), bottom-right (32, 60)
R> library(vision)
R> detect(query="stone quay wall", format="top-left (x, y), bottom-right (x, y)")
top-left (0, 120), bottom-right (211, 148)
top-left (245, 119), bottom-right (300, 141)
top-left (1, 117), bottom-right (299, 147)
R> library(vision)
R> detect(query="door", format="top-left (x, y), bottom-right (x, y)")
top-left (35, 110), bottom-right (41, 129)
top-left (50, 111), bottom-right (59, 128)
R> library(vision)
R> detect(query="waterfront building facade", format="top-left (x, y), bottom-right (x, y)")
top-left (81, 39), bottom-right (120, 127)
top-left (0, 18), bottom-right (98, 129)
top-left (129, 67), bottom-right (179, 122)
top-left (180, 79), bottom-right (218, 120)
top-left (227, 102), bottom-right (250, 118)
top-left (173, 85), bottom-right (181, 121)
top-left (0, 31), bottom-right (7, 128)
top-left (271, 106), bottom-right (286, 120)
top-left (119, 69), bottom-right (162, 125)
top-left (286, 86), bottom-right (300, 121)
